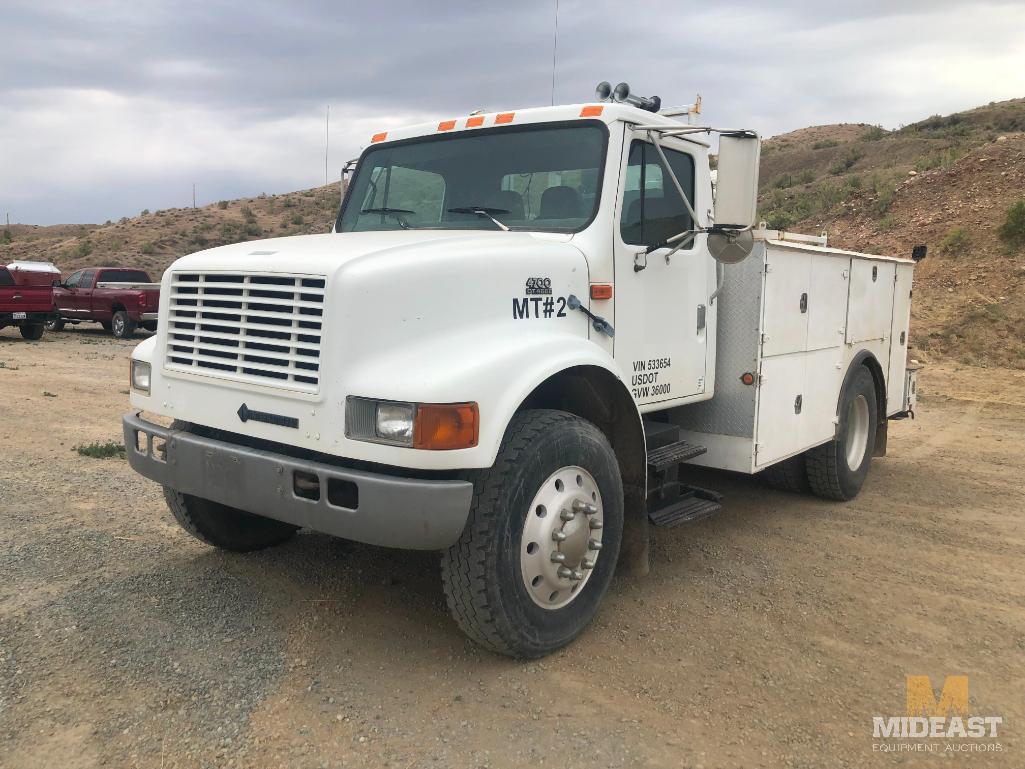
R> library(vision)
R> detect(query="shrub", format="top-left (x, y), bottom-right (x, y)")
top-left (997, 201), bottom-right (1025, 251)
top-left (140, 241), bottom-right (156, 255)
top-left (240, 205), bottom-right (256, 223)
top-left (939, 227), bottom-right (969, 254)
top-left (74, 240), bottom-right (93, 258)
top-left (118, 217), bottom-right (129, 225)
top-left (290, 214), bottom-right (305, 226)
top-left (797, 169), bottom-right (816, 185)
top-left (812, 139), bottom-right (839, 150)
top-left (75, 441), bottom-right (126, 459)
top-left (244, 223), bottom-right (262, 237)
top-left (1, 228), bottom-right (11, 244)
top-left (217, 200), bottom-right (229, 210)
top-left (829, 149), bottom-right (864, 175)
top-left (862, 125), bottom-right (887, 141)
top-left (873, 186), bottom-right (895, 216)
top-left (140, 209), bottom-right (150, 216)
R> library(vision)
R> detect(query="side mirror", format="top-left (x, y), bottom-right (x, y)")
top-left (714, 131), bottom-right (761, 230)
top-left (52, 279), bottom-right (63, 288)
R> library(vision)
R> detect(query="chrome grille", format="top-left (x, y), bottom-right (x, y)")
top-left (165, 272), bottom-right (326, 393)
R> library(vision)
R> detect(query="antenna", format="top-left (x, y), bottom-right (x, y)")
top-left (325, 105), bottom-right (330, 185)
top-left (550, 0), bottom-right (559, 105)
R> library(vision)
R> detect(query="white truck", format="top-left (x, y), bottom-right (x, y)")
top-left (123, 84), bottom-right (921, 658)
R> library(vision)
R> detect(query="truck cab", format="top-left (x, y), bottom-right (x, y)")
top-left (123, 94), bottom-right (917, 657)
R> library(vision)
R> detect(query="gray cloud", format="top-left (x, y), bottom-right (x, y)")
top-left (2, 0), bottom-right (1024, 223)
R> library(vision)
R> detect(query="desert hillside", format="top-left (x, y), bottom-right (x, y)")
top-left (3, 98), bottom-right (1024, 366)
top-left (759, 98), bottom-right (1025, 367)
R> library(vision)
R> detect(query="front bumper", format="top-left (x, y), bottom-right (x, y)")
top-left (123, 412), bottom-right (474, 550)
top-left (139, 312), bottom-right (158, 321)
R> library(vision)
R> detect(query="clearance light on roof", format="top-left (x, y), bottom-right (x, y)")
top-left (466, 115), bottom-right (485, 128)
top-left (437, 120), bottom-right (456, 131)
top-left (371, 132), bottom-right (388, 143)
top-left (495, 112), bottom-right (515, 124)
top-left (580, 105), bottom-right (604, 117)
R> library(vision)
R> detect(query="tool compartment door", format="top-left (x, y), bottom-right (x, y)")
top-left (761, 249), bottom-right (810, 357)
top-left (807, 256), bottom-right (850, 350)
top-left (847, 260), bottom-right (896, 343)
top-left (886, 264), bottom-right (914, 415)
top-left (754, 352), bottom-right (807, 467)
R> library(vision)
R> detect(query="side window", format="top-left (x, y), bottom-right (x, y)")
top-left (65, 270), bottom-right (83, 288)
top-left (620, 141), bottom-right (695, 249)
top-left (0, 269), bottom-right (14, 287)
top-left (78, 269), bottom-right (96, 288)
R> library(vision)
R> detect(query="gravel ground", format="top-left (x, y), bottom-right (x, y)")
top-left (1, 325), bottom-right (1023, 768)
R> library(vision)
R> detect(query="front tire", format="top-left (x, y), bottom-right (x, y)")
top-left (19, 323), bottom-right (44, 340)
top-left (806, 366), bottom-right (878, 501)
top-left (441, 409), bottom-right (623, 658)
top-left (163, 488), bottom-right (298, 552)
top-left (111, 311), bottom-right (135, 339)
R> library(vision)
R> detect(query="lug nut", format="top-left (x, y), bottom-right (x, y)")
top-left (550, 552), bottom-right (567, 564)
top-left (588, 539), bottom-right (602, 551)
top-left (560, 508), bottom-right (576, 522)
top-left (552, 530), bottom-right (567, 542)
top-left (572, 500), bottom-right (598, 515)
top-left (581, 558), bottom-right (597, 570)
top-left (589, 519), bottom-right (603, 530)
top-left (557, 566), bottom-right (573, 579)
top-left (570, 569), bottom-right (584, 581)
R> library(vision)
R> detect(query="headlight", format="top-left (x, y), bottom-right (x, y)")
top-left (130, 360), bottom-right (151, 394)
top-left (345, 397), bottom-right (479, 450)
top-left (375, 402), bottom-right (414, 443)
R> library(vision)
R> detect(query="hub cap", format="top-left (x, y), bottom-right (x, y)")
top-left (520, 465), bottom-right (604, 609)
top-left (113, 315), bottom-right (124, 335)
top-left (845, 394), bottom-right (870, 470)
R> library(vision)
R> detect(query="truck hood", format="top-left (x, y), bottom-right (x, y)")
top-left (171, 230), bottom-right (574, 276)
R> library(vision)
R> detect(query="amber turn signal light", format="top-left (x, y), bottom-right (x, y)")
top-left (414, 403), bottom-right (479, 450)
top-left (590, 284), bottom-right (613, 300)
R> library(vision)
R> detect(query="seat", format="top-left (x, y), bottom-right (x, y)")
top-left (538, 186), bottom-right (584, 220)
top-left (624, 196), bottom-right (688, 244)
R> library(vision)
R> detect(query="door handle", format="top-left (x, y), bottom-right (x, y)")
top-left (696, 304), bottom-right (706, 332)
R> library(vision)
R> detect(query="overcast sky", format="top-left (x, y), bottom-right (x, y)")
top-left (3, 0), bottom-right (1025, 224)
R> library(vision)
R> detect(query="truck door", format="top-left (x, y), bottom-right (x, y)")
top-left (57, 270), bottom-right (86, 316)
top-left (74, 269), bottom-right (96, 316)
top-left (612, 132), bottom-right (710, 408)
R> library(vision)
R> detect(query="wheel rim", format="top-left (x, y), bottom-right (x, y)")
top-left (113, 315), bottom-right (124, 335)
top-left (520, 465), bottom-right (604, 610)
top-left (845, 394), bottom-right (870, 470)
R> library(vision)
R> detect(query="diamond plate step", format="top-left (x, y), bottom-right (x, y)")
top-left (646, 440), bottom-right (707, 472)
top-left (648, 495), bottom-right (722, 528)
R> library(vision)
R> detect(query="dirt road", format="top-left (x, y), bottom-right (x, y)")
top-left (1, 326), bottom-right (1022, 768)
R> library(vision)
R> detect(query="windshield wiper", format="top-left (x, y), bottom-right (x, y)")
top-left (361, 207), bottom-right (415, 229)
top-left (447, 206), bottom-right (510, 231)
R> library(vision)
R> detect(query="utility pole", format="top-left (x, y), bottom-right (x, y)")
top-left (325, 105), bottom-right (330, 185)
top-left (550, 0), bottom-right (559, 106)
top-left (192, 183), bottom-right (196, 209)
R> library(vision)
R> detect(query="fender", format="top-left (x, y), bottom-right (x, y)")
top-left (837, 349), bottom-right (888, 454)
top-left (341, 323), bottom-right (640, 470)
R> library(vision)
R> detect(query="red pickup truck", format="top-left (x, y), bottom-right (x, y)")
top-left (49, 267), bottom-right (160, 338)
top-left (0, 266), bottom-right (55, 340)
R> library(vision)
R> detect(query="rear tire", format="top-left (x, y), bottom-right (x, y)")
top-left (441, 409), bottom-right (623, 658)
top-left (806, 366), bottom-right (878, 501)
top-left (142, 320), bottom-right (158, 332)
top-left (111, 311), bottom-right (135, 338)
top-left (761, 452), bottom-right (810, 494)
top-left (45, 318), bottom-right (65, 332)
top-left (19, 323), bottom-right (44, 340)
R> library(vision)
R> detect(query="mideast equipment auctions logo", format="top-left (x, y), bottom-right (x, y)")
top-left (872, 675), bottom-right (1004, 755)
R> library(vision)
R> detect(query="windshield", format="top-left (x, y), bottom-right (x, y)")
top-left (336, 122), bottom-right (607, 234)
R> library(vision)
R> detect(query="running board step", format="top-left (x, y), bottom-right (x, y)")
top-left (646, 440), bottom-right (707, 472)
top-left (648, 491), bottom-right (723, 528)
